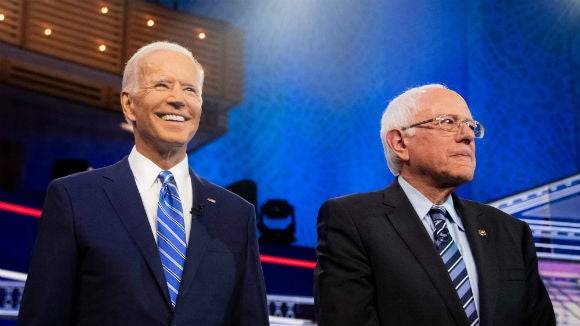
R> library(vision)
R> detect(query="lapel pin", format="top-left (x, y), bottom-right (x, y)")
top-left (478, 229), bottom-right (487, 237)
top-left (207, 198), bottom-right (216, 203)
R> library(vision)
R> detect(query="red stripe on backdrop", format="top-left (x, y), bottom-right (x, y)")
top-left (0, 201), bottom-right (42, 218)
top-left (0, 200), bottom-right (317, 269)
top-left (260, 254), bottom-right (316, 269)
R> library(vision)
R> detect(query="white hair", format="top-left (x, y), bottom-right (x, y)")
top-left (122, 41), bottom-right (204, 95)
top-left (379, 83), bottom-right (448, 176)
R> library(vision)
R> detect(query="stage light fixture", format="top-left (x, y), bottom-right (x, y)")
top-left (98, 44), bottom-right (107, 52)
top-left (146, 19), bottom-right (155, 27)
top-left (258, 199), bottom-right (296, 244)
top-left (197, 32), bottom-right (206, 40)
top-left (44, 28), bottom-right (52, 36)
top-left (100, 6), bottom-right (109, 14)
top-left (0, 14), bottom-right (5, 21)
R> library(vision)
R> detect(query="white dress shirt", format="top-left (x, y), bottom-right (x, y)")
top-left (128, 146), bottom-right (193, 244)
top-left (398, 176), bottom-right (480, 314)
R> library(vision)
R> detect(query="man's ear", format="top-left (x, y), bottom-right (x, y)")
top-left (386, 129), bottom-right (410, 162)
top-left (120, 91), bottom-right (136, 124)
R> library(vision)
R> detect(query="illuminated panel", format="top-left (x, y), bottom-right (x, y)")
top-left (0, 0), bottom-right (23, 45)
top-left (24, 0), bottom-right (125, 72)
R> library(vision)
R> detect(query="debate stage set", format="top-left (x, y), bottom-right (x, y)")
top-left (0, 1), bottom-right (579, 325)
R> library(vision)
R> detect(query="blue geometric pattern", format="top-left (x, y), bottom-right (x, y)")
top-left (157, 171), bottom-right (187, 307)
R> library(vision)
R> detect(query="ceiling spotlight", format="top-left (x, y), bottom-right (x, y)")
top-left (98, 44), bottom-right (107, 52)
top-left (146, 19), bottom-right (155, 27)
top-left (0, 14), bottom-right (5, 21)
top-left (100, 6), bottom-right (109, 14)
top-left (197, 32), bottom-right (206, 40)
top-left (44, 28), bottom-right (52, 36)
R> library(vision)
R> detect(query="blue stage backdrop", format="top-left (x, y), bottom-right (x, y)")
top-left (175, 0), bottom-right (580, 247)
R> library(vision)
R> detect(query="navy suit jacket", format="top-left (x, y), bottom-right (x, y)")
top-left (19, 158), bottom-right (269, 325)
top-left (315, 181), bottom-right (555, 326)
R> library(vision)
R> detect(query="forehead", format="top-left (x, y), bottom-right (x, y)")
top-left (415, 88), bottom-right (472, 119)
top-left (138, 50), bottom-right (200, 83)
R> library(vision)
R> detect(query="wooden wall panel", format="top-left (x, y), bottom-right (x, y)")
top-left (0, 0), bottom-right (23, 45)
top-left (24, 0), bottom-right (124, 72)
top-left (0, 0), bottom-right (244, 114)
top-left (2, 57), bottom-right (108, 108)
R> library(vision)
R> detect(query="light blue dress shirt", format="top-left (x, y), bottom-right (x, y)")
top-left (398, 176), bottom-right (480, 314)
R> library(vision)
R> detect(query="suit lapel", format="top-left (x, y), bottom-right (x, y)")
top-left (102, 158), bottom-right (171, 306)
top-left (453, 196), bottom-right (498, 326)
top-left (383, 182), bottom-right (469, 326)
top-left (176, 170), bottom-right (213, 302)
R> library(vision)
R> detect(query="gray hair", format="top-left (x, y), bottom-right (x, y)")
top-left (379, 83), bottom-right (448, 175)
top-left (122, 41), bottom-right (204, 95)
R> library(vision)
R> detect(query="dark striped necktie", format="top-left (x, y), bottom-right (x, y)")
top-left (157, 171), bottom-right (187, 308)
top-left (429, 206), bottom-right (479, 326)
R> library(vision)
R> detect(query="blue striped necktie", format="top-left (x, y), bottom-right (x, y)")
top-left (157, 171), bottom-right (187, 308)
top-left (429, 206), bottom-right (479, 326)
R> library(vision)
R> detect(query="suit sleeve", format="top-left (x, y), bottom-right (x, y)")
top-left (522, 224), bottom-right (556, 325)
top-left (18, 181), bottom-right (78, 325)
top-left (315, 200), bottom-right (380, 326)
top-left (232, 204), bottom-right (269, 326)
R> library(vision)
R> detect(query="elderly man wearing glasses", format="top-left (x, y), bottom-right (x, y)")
top-left (315, 84), bottom-right (555, 326)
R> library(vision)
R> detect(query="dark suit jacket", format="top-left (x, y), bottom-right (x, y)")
top-left (19, 158), bottom-right (269, 325)
top-left (315, 181), bottom-right (555, 326)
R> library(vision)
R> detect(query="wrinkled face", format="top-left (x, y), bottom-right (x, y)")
top-left (122, 50), bottom-right (203, 154)
top-left (403, 88), bottom-right (476, 188)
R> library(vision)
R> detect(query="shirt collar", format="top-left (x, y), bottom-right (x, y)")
top-left (128, 146), bottom-right (190, 190)
top-left (397, 176), bottom-right (465, 231)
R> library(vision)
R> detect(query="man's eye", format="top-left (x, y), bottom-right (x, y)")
top-left (184, 87), bottom-right (197, 94)
top-left (467, 122), bottom-right (477, 130)
top-left (440, 118), bottom-right (455, 125)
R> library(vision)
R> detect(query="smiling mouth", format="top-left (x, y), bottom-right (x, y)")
top-left (157, 113), bottom-right (188, 122)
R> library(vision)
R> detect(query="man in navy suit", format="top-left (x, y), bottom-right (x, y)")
top-left (315, 84), bottom-right (555, 325)
top-left (19, 41), bottom-right (269, 325)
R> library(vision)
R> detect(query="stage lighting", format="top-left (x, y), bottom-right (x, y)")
top-left (258, 199), bottom-right (296, 244)
top-left (197, 32), bottom-right (206, 40)
top-left (146, 19), bottom-right (155, 27)
top-left (98, 44), bottom-right (107, 52)
top-left (43, 28), bottom-right (52, 36)
top-left (100, 6), bottom-right (109, 14)
top-left (0, 14), bottom-right (5, 21)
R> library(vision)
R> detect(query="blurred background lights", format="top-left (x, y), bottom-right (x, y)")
top-left (146, 19), bottom-right (155, 27)
top-left (197, 32), bottom-right (206, 40)
top-left (98, 44), bottom-right (106, 52)
top-left (43, 28), bottom-right (52, 36)
top-left (100, 6), bottom-right (109, 14)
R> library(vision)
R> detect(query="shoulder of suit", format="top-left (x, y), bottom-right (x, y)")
top-left (324, 189), bottom-right (384, 208)
top-left (460, 198), bottom-right (528, 229)
top-left (196, 175), bottom-right (253, 210)
top-left (49, 162), bottom-right (118, 188)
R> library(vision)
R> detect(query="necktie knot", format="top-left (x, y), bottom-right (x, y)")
top-left (429, 205), bottom-right (451, 248)
top-left (159, 170), bottom-right (174, 185)
top-left (429, 205), bottom-right (448, 226)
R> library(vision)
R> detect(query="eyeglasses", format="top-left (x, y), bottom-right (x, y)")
top-left (401, 114), bottom-right (485, 139)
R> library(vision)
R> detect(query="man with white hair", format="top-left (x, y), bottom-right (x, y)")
top-left (315, 84), bottom-right (554, 326)
top-left (19, 41), bottom-right (269, 325)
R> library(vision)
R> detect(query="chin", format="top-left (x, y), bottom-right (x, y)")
top-left (436, 170), bottom-right (474, 188)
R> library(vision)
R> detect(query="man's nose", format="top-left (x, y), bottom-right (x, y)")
top-left (167, 85), bottom-right (186, 109)
top-left (456, 122), bottom-right (475, 144)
